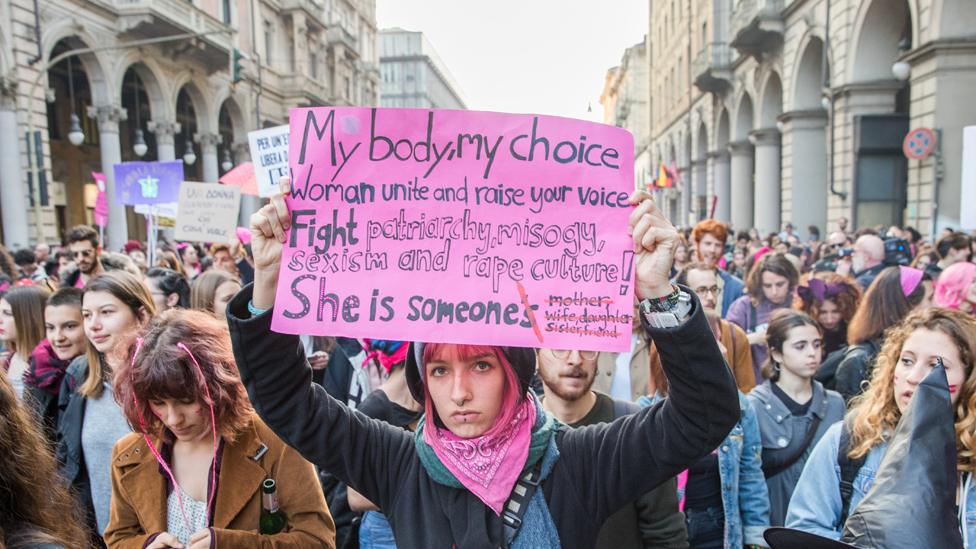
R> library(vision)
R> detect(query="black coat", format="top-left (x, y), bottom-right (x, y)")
top-left (54, 355), bottom-right (105, 548)
top-left (227, 285), bottom-right (738, 549)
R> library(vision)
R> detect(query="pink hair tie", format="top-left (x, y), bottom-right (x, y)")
top-left (899, 266), bottom-right (924, 297)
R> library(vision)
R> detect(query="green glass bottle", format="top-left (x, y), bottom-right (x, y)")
top-left (259, 478), bottom-right (287, 535)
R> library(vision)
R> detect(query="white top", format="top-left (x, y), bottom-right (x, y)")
top-left (7, 353), bottom-right (29, 399)
top-left (608, 334), bottom-right (638, 401)
top-left (167, 484), bottom-right (209, 545)
top-left (81, 382), bottom-right (131, 534)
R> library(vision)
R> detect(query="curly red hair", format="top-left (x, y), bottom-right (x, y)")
top-left (692, 220), bottom-right (729, 260)
top-left (114, 308), bottom-right (253, 443)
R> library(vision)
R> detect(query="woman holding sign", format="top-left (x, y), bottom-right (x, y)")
top-left (225, 177), bottom-right (739, 548)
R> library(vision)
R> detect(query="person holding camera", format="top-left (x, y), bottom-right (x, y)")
top-left (850, 235), bottom-right (886, 290)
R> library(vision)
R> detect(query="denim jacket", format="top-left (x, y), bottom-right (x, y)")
top-left (642, 392), bottom-right (770, 547)
top-left (786, 421), bottom-right (976, 541)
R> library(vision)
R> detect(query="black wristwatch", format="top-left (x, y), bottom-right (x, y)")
top-left (639, 286), bottom-right (693, 328)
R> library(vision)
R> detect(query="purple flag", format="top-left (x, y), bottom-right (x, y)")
top-left (112, 161), bottom-right (184, 205)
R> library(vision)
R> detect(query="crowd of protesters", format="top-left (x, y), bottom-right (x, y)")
top-left (1, 186), bottom-right (976, 548)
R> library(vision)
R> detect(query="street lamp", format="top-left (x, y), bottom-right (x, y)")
top-left (65, 58), bottom-right (85, 146)
top-left (183, 142), bottom-right (197, 165)
top-left (220, 148), bottom-right (233, 171)
top-left (132, 75), bottom-right (147, 157)
top-left (821, 94), bottom-right (831, 111)
top-left (892, 37), bottom-right (911, 82)
top-left (891, 61), bottom-right (911, 81)
top-left (133, 130), bottom-right (148, 157)
top-left (67, 114), bottom-right (85, 146)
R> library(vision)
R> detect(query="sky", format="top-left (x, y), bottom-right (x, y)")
top-left (374, 0), bottom-right (649, 123)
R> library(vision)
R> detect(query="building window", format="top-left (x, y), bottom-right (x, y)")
top-left (345, 77), bottom-right (351, 99)
top-left (310, 51), bottom-right (318, 79)
top-left (264, 22), bottom-right (273, 64)
top-left (222, 0), bottom-right (231, 24)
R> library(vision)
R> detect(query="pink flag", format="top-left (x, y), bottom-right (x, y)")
top-left (92, 171), bottom-right (108, 228)
top-left (219, 161), bottom-right (260, 196)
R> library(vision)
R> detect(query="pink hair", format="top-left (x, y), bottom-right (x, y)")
top-left (935, 262), bottom-right (976, 310)
top-left (421, 344), bottom-right (522, 436)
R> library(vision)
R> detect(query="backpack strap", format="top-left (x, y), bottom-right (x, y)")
top-left (501, 459), bottom-right (544, 547)
top-left (837, 422), bottom-right (866, 526)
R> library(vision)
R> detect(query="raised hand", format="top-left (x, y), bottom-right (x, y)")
top-left (250, 176), bottom-right (292, 309)
top-left (627, 190), bottom-right (679, 300)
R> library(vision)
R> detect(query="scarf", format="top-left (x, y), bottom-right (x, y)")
top-left (415, 392), bottom-right (558, 515)
top-left (23, 340), bottom-right (72, 395)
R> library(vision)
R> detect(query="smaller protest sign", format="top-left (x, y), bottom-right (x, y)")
top-left (113, 161), bottom-right (183, 205)
top-left (247, 125), bottom-right (289, 197)
top-left (134, 202), bottom-right (178, 219)
top-left (219, 161), bottom-right (260, 196)
top-left (175, 182), bottom-right (242, 243)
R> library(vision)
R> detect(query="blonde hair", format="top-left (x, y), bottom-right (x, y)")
top-left (846, 307), bottom-right (976, 472)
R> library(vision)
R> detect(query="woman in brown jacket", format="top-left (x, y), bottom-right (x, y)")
top-left (103, 309), bottom-right (334, 548)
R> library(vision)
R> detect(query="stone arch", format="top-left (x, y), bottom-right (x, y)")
top-left (695, 121), bottom-right (709, 162)
top-left (170, 74), bottom-right (214, 133)
top-left (41, 26), bottom-right (110, 106)
top-left (115, 56), bottom-right (170, 121)
top-left (215, 95), bottom-right (247, 144)
top-left (758, 72), bottom-right (783, 128)
top-left (849, 0), bottom-right (916, 83)
top-left (733, 93), bottom-right (754, 142)
top-left (715, 108), bottom-right (730, 150)
top-left (792, 36), bottom-right (827, 111)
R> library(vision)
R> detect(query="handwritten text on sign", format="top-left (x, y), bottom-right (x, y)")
top-left (175, 182), bottom-right (242, 244)
top-left (272, 107), bottom-right (636, 351)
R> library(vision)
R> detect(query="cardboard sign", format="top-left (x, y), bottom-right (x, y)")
top-left (272, 107), bottom-right (636, 351)
top-left (175, 182), bottom-right (242, 243)
top-left (113, 161), bottom-right (183, 205)
top-left (248, 126), bottom-right (290, 197)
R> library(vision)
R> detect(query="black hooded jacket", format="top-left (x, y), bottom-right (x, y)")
top-left (227, 285), bottom-right (738, 549)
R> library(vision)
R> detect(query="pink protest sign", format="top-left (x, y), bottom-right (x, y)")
top-left (92, 172), bottom-right (108, 228)
top-left (273, 107), bottom-right (636, 351)
top-left (219, 161), bottom-right (260, 196)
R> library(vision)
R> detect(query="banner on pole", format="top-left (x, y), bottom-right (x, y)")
top-left (175, 182), bottom-right (242, 243)
top-left (248, 125), bottom-right (290, 197)
top-left (271, 107), bottom-right (636, 351)
top-left (113, 161), bottom-right (184, 205)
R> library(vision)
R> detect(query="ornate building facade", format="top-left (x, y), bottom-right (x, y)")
top-left (0, 0), bottom-right (380, 250)
top-left (646, 0), bottom-right (976, 235)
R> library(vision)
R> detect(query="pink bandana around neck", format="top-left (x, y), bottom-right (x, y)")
top-left (424, 395), bottom-right (536, 515)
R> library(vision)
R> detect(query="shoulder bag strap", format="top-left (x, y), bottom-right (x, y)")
top-left (837, 422), bottom-right (866, 526)
top-left (761, 414), bottom-right (822, 478)
top-left (502, 459), bottom-right (545, 548)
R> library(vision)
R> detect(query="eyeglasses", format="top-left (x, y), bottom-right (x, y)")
top-left (828, 242), bottom-right (845, 250)
top-left (72, 249), bottom-right (95, 259)
top-left (548, 349), bottom-right (598, 360)
top-left (694, 285), bottom-right (720, 296)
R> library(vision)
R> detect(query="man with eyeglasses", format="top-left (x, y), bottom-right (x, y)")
top-left (675, 262), bottom-right (756, 392)
top-left (537, 347), bottom-right (688, 549)
top-left (61, 225), bottom-right (104, 289)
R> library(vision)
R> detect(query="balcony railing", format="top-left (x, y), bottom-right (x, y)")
top-left (110, 0), bottom-right (232, 71)
top-left (730, 0), bottom-right (785, 58)
top-left (692, 43), bottom-right (733, 94)
top-left (326, 25), bottom-right (358, 52)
